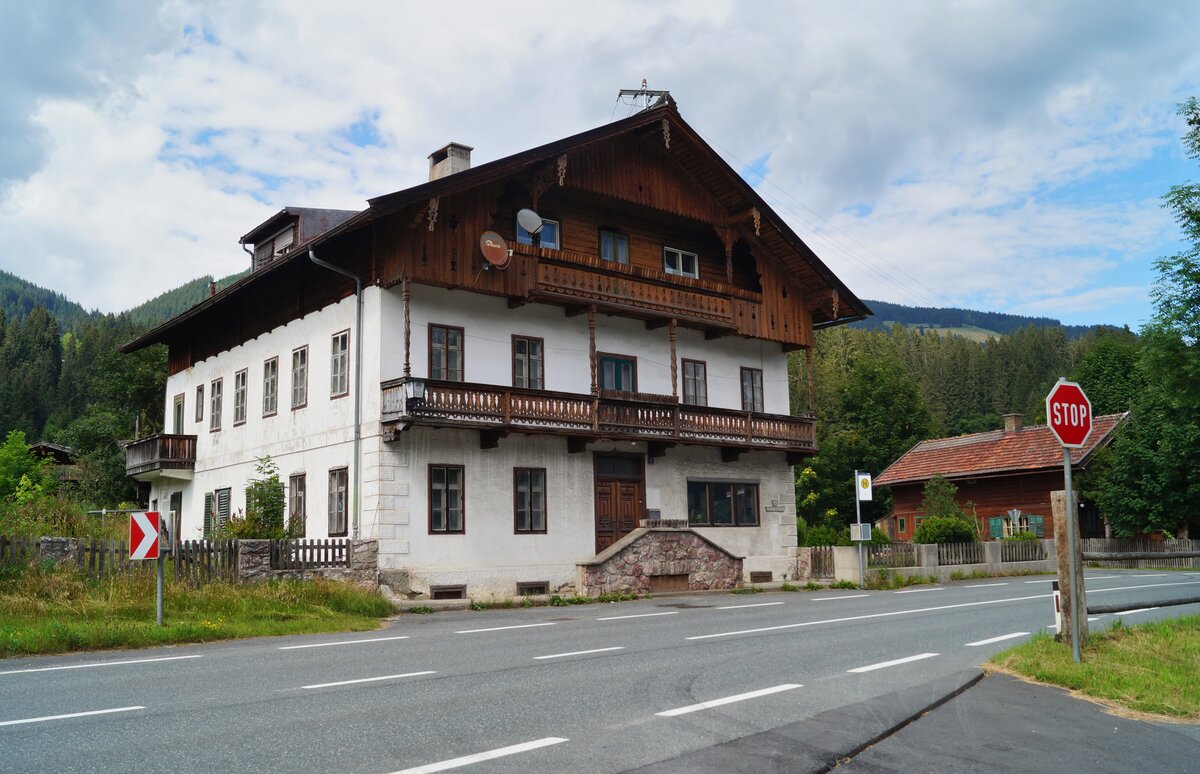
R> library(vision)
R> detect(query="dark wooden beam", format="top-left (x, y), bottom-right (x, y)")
top-left (644, 319), bottom-right (670, 330)
top-left (720, 447), bottom-right (742, 463)
top-left (781, 343), bottom-right (805, 353)
top-left (647, 441), bottom-right (673, 459)
top-left (507, 297), bottom-right (527, 309)
top-left (479, 430), bottom-right (507, 450)
top-left (567, 436), bottom-right (589, 454)
top-left (565, 305), bottom-right (589, 318)
top-left (704, 328), bottom-right (731, 341)
top-left (786, 451), bottom-right (810, 466)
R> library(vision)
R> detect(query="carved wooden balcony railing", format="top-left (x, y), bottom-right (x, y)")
top-left (381, 379), bottom-right (815, 453)
top-left (124, 433), bottom-right (197, 478)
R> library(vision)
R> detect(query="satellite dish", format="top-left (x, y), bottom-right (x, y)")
top-left (516, 208), bottom-right (544, 235)
top-left (479, 231), bottom-right (510, 269)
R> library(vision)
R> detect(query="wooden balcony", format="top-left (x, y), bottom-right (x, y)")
top-left (381, 379), bottom-right (815, 458)
top-left (124, 434), bottom-right (197, 480)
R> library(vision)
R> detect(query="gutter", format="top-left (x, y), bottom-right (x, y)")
top-left (308, 248), bottom-right (364, 540)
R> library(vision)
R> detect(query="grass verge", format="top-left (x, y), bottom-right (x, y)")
top-left (0, 560), bottom-right (393, 658)
top-left (989, 615), bottom-right (1200, 721)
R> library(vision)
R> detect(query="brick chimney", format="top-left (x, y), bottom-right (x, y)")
top-left (428, 142), bottom-right (473, 181)
top-left (1003, 413), bottom-right (1023, 433)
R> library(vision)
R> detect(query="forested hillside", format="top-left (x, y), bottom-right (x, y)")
top-left (123, 270), bottom-right (249, 328)
top-left (853, 299), bottom-right (1095, 339)
top-left (1, 270), bottom-right (97, 329)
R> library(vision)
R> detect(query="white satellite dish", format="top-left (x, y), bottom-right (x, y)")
top-left (516, 208), bottom-right (544, 235)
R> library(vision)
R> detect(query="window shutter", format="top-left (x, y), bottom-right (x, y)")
top-left (217, 489), bottom-right (231, 529)
top-left (203, 492), bottom-right (214, 539)
top-left (1030, 515), bottom-right (1044, 538)
top-left (988, 517), bottom-right (1003, 539)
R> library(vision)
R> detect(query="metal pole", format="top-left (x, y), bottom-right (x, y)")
top-left (855, 471), bottom-right (865, 586)
top-left (156, 552), bottom-right (164, 627)
top-left (1063, 447), bottom-right (1081, 663)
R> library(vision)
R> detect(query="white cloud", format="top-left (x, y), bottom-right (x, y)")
top-left (0, 0), bottom-right (1197, 324)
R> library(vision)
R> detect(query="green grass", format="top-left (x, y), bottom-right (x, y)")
top-left (990, 616), bottom-right (1200, 721)
top-left (0, 560), bottom-right (393, 658)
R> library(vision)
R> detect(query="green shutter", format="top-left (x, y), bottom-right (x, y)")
top-left (1030, 515), bottom-right (1044, 538)
top-left (203, 492), bottom-right (214, 539)
top-left (989, 517), bottom-right (1003, 539)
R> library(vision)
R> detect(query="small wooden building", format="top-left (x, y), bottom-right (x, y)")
top-left (874, 412), bottom-right (1126, 541)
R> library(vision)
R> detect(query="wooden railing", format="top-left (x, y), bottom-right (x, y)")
top-left (381, 379), bottom-right (815, 451)
top-left (125, 433), bottom-right (197, 477)
top-left (271, 538), bottom-right (350, 570)
top-left (535, 262), bottom-right (737, 327)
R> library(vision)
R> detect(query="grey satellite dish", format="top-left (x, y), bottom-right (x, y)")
top-left (516, 208), bottom-right (544, 235)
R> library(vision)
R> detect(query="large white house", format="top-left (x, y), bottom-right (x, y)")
top-left (124, 98), bottom-right (869, 598)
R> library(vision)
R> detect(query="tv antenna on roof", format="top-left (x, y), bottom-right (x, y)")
top-left (617, 79), bottom-right (672, 112)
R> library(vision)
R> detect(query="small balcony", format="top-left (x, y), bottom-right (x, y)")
top-left (124, 434), bottom-right (197, 480)
top-left (381, 379), bottom-right (815, 459)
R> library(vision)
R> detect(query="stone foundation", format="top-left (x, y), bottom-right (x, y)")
top-left (579, 528), bottom-right (743, 596)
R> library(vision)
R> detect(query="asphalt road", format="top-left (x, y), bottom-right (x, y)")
top-left (2, 569), bottom-right (1198, 774)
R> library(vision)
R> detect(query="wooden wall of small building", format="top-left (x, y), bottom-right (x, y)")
top-left (886, 471), bottom-right (1066, 541)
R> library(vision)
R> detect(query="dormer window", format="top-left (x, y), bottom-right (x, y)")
top-left (253, 225), bottom-right (296, 270)
top-left (663, 246), bottom-right (698, 279)
top-left (516, 217), bottom-right (559, 250)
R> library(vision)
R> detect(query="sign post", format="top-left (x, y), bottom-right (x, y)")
top-left (130, 511), bottom-right (163, 626)
top-left (854, 472), bottom-right (873, 585)
top-left (1045, 379), bottom-right (1093, 663)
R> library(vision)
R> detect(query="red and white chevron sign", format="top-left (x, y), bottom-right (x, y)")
top-left (129, 511), bottom-right (161, 560)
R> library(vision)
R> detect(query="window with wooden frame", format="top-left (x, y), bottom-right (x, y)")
top-left (330, 330), bottom-right (350, 398)
top-left (599, 229), bottom-right (629, 264)
top-left (429, 464), bottom-right (464, 534)
top-left (262, 357), bottom-right (278, 417)
top-left (233, 368), bottom-right (248, 425)
top-left (516, 217), bottom-right (560, 250)
top-left (328, 467), bottom-right (348, 537)
top-left (172, 393), bottom-right (185, 434)
top-left (514, 468), bottom-right (546, 533)
top-left (512, 335), bottom-right (544, 389)
top-left (291, 346), bottom-right (308, 409)
top-left (195, 384), bottom-right (204, 423)
top-left (682, 359), bottom-right (707, 406)
top-left (598, 353), bottom-right (637, 392)
top-left (740, 367), bottom-right (764, 412)
top-left (288, 473), bottom-right (306, 538)
top-left (686, 481), bottom-right (759, 527)
top-left (663, 246), bottom-right (699, 279)
top-left (898, 516), bottom-right (907, 535)
top-left (430, 325), bottom-right (464, 381)
top-left (209, 378), bottom-right (223, 431)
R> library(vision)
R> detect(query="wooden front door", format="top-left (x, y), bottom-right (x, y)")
top-left (594, 454), bottom-right (644, 554)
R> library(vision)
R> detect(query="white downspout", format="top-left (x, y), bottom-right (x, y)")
top-left (308, 248), bottom-right (363, 539)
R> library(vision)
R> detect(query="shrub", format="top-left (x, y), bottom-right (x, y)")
top-left (913, 515), bottom-right (979, 544)
top-left (1005, 530), bottom-right (1039, 542)
top-left (805, 525), bottom-right (850, 546)
top-left (870, 527), bottom-right (891, 545)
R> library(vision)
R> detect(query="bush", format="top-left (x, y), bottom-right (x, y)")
top-left (870, 527), bottom-right (891, 545)
top-left (804, 525), bottom-right (850, 546)
top-left (913, 515), bottom-right (979, 544)
top-left (1005, 530), bottom-right (1039, 542)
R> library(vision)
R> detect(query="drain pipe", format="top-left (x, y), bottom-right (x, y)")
top-left (309, 247), bottom-right (363, 540)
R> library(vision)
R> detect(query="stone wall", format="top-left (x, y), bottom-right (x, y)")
top-left (579, 528), bottom-right (743, 596)
top-left (237, 539), bottom-right (379, 587)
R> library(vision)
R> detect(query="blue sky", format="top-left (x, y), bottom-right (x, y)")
top-left (0, 0), bottom-right (1197, 329)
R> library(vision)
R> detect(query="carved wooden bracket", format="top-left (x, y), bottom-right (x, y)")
top-left (752, 207), bottom-right (761, 236)
top-left (530, 163), bottom-right (558, 209)
top-left (662, 118), bottom-right (671, 149)
top-left (557, 154), bottom-right (568, 186)
top-left (426, 196), bottom-right (439, 232)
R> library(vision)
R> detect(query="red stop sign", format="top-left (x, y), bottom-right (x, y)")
top-left (1045, 380), bottom-right (1092, 448)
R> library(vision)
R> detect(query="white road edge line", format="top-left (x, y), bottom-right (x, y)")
top-left (392, 737), bottom-right (569, 774)
top-left (715, 602), bottom-right (785, 610)
top-left (279, 636), bottom-right (410, 650)
top-left (455, 623), bottom-right (556, 634)
top-left (0, 706), bottom-right (144, 727)
top-left (965, 632), bottom-right (1029, 647)
top-left (964, 582), bottom-right (1008, 588)
top-left (1118, 607), bottom-right (1160, 615)
top-left (812, 594), bottom-right (869, 601)
top-left (894, 588), bottom-right (943, 594)
top-left (596, 611), bottom-right (679, 621)
top-left (0, 655), bottom-right (201, 676)
top-left (687, 593), bottom-right (1049, 640)
top-left (301, 671), bottom-right (436, 690)
top-left (656, 684), bottom-right (802, 717)
top-left (1085, 575), bottom-right (1121, 580)
top-left (1024, 579), bottom-right (1053, 583)
top-left (848, 653), bottom-right (939, 673)
top-left (534, 647), bottom-right (625, 660)
top-left (1133, 574), bottom-right (1167, 578)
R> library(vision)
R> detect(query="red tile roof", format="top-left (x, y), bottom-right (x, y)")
top-left (874, 413), bottom-right (1127, 487)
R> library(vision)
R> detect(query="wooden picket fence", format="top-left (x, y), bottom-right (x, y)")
top-left (810, 545), bottom-right (834, 578)
top-left (270, 539), bottom-right (350, 570)
top-left (0, 535), bottom-right (38, 565)
top-left (174, 539), bottom-right (239, 586)
top-left (76, 539), bottom-right (137, 576)
top-left (1080, 538), bottom-right (1200, 569)
top-left (868, 542), bottom-right (918, 568)
top-left (938, 541), bottom-right (985, 566)
top-left (1001, 539), bottom-right (1047, 563)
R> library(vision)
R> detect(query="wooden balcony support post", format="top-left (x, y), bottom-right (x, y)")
top-left (402, 276), bottom-right (412, 378)
top-left (805, 345), bottom-right (815, 413)
top-left (668, 318), bottom-right (678, 399)
top-left (587, 305), bottom-right (598, 395)
top-left (714, 224), bottom-right (735, 285)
